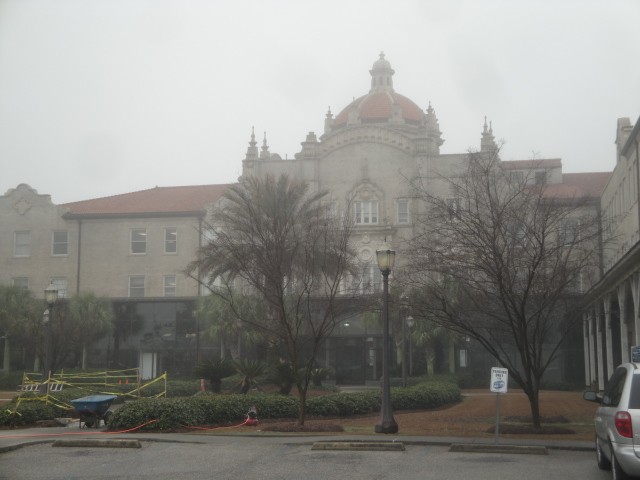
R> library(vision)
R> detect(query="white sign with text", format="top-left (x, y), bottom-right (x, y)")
top-left (490, 367), bottom-right (508, 393)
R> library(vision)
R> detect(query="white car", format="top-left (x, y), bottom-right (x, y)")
top-left (584, 363), bottom-right (640, 479)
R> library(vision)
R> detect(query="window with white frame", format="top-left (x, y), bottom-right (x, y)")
top-left (535, 171), bottom-right (547, 185)
top-left (164, 275), bottom-right (176, 297)
top-left (12, 277), bottom-right (29, 289)
top-left (165, 228), bottom-right (177, 254)
top-left (129, 276), bottom-right (145, 297)
top-left (14, 231), bottom-right (30, 257)
top-left (52, 230), bottom-right (68, 256)
top-left (130, 228), bottom-right (147, 254)
top-left (50, 277), bottom-right (68, 298)
top-left (397, 199), bottom-right (409, 224)
top-left (354, 201), bottom-right (378, 225)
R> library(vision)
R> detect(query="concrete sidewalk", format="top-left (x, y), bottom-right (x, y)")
top-left (0, 423), bottom-right (594, 454)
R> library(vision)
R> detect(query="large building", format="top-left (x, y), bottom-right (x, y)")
top-left (0, 54), bottom-right (616, 384)
top-left (582, 116), bottom-right (640, 389)
top-left (0, 183), bottom-right (229, 376)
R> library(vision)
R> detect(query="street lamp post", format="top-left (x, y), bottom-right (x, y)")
top-left (375, 248), bottom-right (398, 434)
top-left (43, 283), bottom-right (58, 390)
top-left (402, 311), bottom-right (407, 388)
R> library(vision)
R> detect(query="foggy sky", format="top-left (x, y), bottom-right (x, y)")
top-left (1, 0), bottom-right (639, 204)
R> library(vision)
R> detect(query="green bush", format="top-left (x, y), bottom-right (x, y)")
top-left (106, 378), bottom-right (460, 431)
top-left (307, 391), bottom-right (381, 417)
top-left (0, 401), bottom-right (66, 427)
top-left (107, 392), bottom-right (299, 431)
top-left (1, 377), bottom-right (461, 430)
top-left (391, 379), bottom-right (461, 410)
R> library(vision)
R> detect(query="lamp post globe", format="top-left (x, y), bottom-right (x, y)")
top-left (44, 284), bottom-right (58, 307)
top-left (375, 247), bottom-right (398, 434)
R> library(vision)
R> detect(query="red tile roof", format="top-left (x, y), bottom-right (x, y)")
top-left (334, 92), bottom-right (423, 126)
top-left (543, 172), bottom-right (612, 199)
top-left (62, 184), bottom-right (231, 217)
top-left (502, 159), bottom-right (562, 169)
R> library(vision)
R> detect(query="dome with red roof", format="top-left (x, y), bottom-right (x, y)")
top-left (331, 52), bottom-right (425, 129)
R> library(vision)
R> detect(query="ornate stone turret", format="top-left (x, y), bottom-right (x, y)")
top-left (480, 117), bottom-right (498, 153)
top-left (260, 132), bottom-right (270, 160)
top-left (324, 107), bottom-right (334, 135)
top-left (244, 127), bottom-right (259, 161)
top-left (296, 132), bottom-right (320, 160)
top-left (421, 102), bottom-right (443, 156)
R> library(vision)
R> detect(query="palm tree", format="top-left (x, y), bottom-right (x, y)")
top-left (233, 358), bottom-right (267, 394)
top-left (195, 294), bottom-right (262, 360)
top-left (69, 293), bottom-right (114, 369)
top-left (194, 358), bottom-right (235, 393)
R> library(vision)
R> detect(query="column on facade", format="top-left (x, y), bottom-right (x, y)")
top-left (618, 284), bottom-right (630, 363)
top-left (588, 310), bottom-right (597, 388)
top-left (583, 314), bottom-right (591, 386)
top-left (595, 305), bottom-right (606, 391)
top-left (603, 296), bottom-right (614, 379)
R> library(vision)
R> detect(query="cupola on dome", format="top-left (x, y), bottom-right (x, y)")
top-left (332, 52), bottom-right (425, 129)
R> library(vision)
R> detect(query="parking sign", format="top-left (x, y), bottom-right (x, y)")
top-left (490, 367), bottom-right (508, 393)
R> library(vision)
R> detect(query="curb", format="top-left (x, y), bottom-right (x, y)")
top-left (52, 439), bottom-right (141, 448)
top-left (312, 441), bottom-right (405, 451)
top-left (450, 443), bottom-right (548, 455)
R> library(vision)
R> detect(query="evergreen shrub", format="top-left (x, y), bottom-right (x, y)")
top-left (1, 378), bottom-right (460, 430)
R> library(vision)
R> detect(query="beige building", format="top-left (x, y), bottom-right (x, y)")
top-left (1, 53), bottom-right (615, 383)
top-left (582, 116), bottom-right (640, 389)
top-left (1, 183), bottom-right (228, 299)
top-left (0, 183), bottom-right (228, 375)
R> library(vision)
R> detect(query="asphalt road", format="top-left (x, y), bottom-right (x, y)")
top-left (0, 437), bottom-right (609, 480)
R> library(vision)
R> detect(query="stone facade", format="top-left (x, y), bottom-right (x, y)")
top-left (239, 53), bottom-right (610, 384)
top-left (582, 116), bottom-right (640, 389)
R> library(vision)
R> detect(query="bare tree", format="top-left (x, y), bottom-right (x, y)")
top-left (402, 151), bottom-right (601, 428)
top-left (188, 174), bottom-right (357, 424)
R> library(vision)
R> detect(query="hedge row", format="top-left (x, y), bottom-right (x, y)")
top-left (106, 379), bottom-right (460, 431)
top-left (0, 400), bottom-right (64, 427)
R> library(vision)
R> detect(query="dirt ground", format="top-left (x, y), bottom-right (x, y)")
top-left (257, 389), bottom-right (598, 441)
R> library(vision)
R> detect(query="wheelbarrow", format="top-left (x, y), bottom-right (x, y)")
top-left (70, 394), bottom-right (117, 429)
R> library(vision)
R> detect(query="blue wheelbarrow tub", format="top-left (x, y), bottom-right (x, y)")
top-left (70, 395), bottom-right (117, 415)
